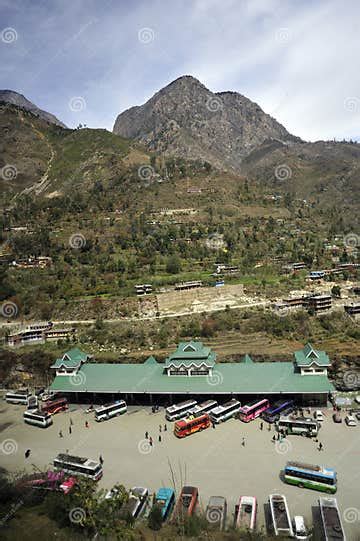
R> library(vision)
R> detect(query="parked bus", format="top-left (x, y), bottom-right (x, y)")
top-left (261, 399), bottom-right (295, 423)
top-left (24, 409), bottom-right (53, 428)
top-left (53, 453), bottom-right (103, 481)
top-left (42, 397), bottom-right (68, 415)
top-left (187, 400), bottom-right (218, 418)
top-left (165, 399), bottom-right (198, 422)
top-left (284, 461), bottom-right (337, 494)
top-left (5, 389), bottom-right (31, 405)
top-left (154, 487), bottom-right (175, 521)
top-left (269, 494), bottom-right (294, 537)
top-left (174, 414), bottom-right (211, 438)
top-left (238, 398), bottom-right (270, 422)
top-left (276, 417), bottom-right (319, 437)
top-left (319, 497), bottom-right (346, 541)
top-left (209, 399), bottom-right (241, 424)
top-left (94, 400), bottom-right (127, 422)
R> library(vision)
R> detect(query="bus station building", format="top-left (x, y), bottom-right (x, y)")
top-left (50, 342), bottom-right (334, 406)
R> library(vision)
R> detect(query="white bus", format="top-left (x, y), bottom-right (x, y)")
top-left (165, 399), bottom-right (198, 421)
top-left (209, 399), bottom-right (241, 423)
top-left (187, 400), bottom-right (218, 418)
top-left (5, 390), bottom-right (31, 405)
top-left (94, 400), bottom-right (127, 422)
top-left (23, 409), bottom-right (53, 428)
top-left (276, 417), bottom-right (319, 437)
top-left (53, 453), bottom-right (103, 481)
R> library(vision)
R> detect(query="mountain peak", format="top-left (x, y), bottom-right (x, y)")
top-left (113, 77), bottom-right (300, 172)
top-left (0, 89), bottom-right (67, 128)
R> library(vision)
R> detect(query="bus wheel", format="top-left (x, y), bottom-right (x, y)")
top-left (301, 432), bottom-right (306, 437)
top-left (298, 483), bottom-right (304, 488)
top-left (327, 489), bottom-right (333, 494)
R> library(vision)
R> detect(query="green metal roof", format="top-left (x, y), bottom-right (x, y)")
top-left (50, 361), bottom-right (334, 395)
top-left (50, 348), bottom-right (91, 369)
top-left (294, 343), bottom-right (330, 367)
top-left (165, 341), bottom-right (216, 367)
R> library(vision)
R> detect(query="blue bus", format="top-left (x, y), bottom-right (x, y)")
top-left (154, 487), bottom-right (175, 520)
top-left (284, 461), bottom-right (337, 494)
top-left (261, 399), bottom-right (295, 423)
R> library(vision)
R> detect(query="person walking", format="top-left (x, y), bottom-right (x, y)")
top-left (69, 425), bottom-right (72, 435)
top-left (59, 430), bottom-right (63, 438)
top-left (164, 424), bottom-right (167, 432)
top-left (318, 442), bottom-right (323, 451)
top-left (70, 417), bottom-right (73, 426)
top-left (145, 431), bottom-right (149, 439)
top-left (260, 422), bottom-right (263, 430)
top-left (25, 449), bottom-right (31, 459)
top-left (85, 421), bottom-right (89, 428)
top-left (268, 423), bottom-right (271, 431)
top-left (242, 437), bottom-right (245, 447)
top-left (99, 455), bottom-right (104, 465)
top-left (159, 424), bottom-right (162, 432)
top-left (272, 434), bottom-right (276, 442)
top-left (212, 422), bottom-right (216, 429)
top-left (149, 436), bottom-right (153, 447)
top-left (158, 434), bottom-right (162, 443)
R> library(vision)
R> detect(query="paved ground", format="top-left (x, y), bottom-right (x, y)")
top-left (1, 400), bottom-right (359, 539)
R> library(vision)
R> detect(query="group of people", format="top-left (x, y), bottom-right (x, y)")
top-left (145, 423), bottom-right (167, 445)
top-left (58, 417), bottom-right (75, 438)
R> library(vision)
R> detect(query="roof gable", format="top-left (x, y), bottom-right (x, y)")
top-left (294, 343), bottom-right (330, 367)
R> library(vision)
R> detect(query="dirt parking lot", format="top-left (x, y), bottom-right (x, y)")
top-left (1, 400), bottom-right (359, 540)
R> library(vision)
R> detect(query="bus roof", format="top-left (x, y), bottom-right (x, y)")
top-left (156, 487), bottom-right (174, 500)
top-left (286, 462), bottom-right (335, 477)
top-left (166, 399), bottom-right (196, 413)
top-left (239, 398), bottom-right (268, 412)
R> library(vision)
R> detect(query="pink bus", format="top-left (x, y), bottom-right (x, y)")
top-left (237, 398), bottom-right (270, 422)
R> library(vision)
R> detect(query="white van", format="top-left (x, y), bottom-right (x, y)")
top-left (293, 515), bottom-right (310, 540)
top-left (314, 410), bottom-right (324, 421)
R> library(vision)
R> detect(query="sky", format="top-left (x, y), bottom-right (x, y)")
top-left (0, 0), bottom-right (359, 141)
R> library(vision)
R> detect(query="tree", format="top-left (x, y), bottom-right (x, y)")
top-left (166, 254), bottom-right (181, 274)
top-left (148, 504), bottom-right (163, 530)
top-left (331, 285), bottom-right (341, 298)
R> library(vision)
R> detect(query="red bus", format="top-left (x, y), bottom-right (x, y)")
top-left (237, 398), bottom-right (270, 422)
top-left (174, 414), bottom-right (211, 438)
top-left (42, 397), bottom-right (68, 415)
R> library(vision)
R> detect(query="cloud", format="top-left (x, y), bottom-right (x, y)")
top-left (0, 0), bottom-right (359, 141)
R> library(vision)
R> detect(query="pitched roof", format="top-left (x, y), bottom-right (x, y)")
top-left (165, 341), bottom-right (216, 368)
top-left (294, 343), bottom-right (331, 367)
top-left (50, 348), bottom-right (91, 369)
top-left (50, 361), bottom-right (334, 395)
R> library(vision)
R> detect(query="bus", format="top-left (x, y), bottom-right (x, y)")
top-left (284, 461), bottom-right (337, 494)
top-left (53, 453), bottom-right (103, 481)
top-left (94, 400), bottom-right (127, 422)
top-left (174, 414), bottom-right (211, 438)
top-left (319, 497), bottom-right (346, 540)
top-left (276, 417), bottom-right (319, 437)
top-left (42, 397), bottom-right (68, 415)
top-left (238, 398), bottom-right (270, 422)
top-left (187, 400), bottom-right (218, 418)
top-left (165, 399), bottom-right (198, 422)
top-left (5, 390), bottom-right (31, 405)
top-left (261, 399), bottom-right (295, 423)
top-left (154, 487), bottom-right (175, 520)
top-left (24, 409), bottom-right (53, 428)
top-left (209, 399), bottom-right (241, 424)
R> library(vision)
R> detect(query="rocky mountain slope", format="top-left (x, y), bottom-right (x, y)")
top-left (0, 90), bottom-right (66, 128)
top-left (113, 75), bottom-right (300, 172)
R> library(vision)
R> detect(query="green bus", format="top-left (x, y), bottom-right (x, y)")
top-left (284, 461), bottom-right (337, 494)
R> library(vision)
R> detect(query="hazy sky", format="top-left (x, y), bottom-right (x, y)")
top-left (1, 0), bottom-right (359, 141)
